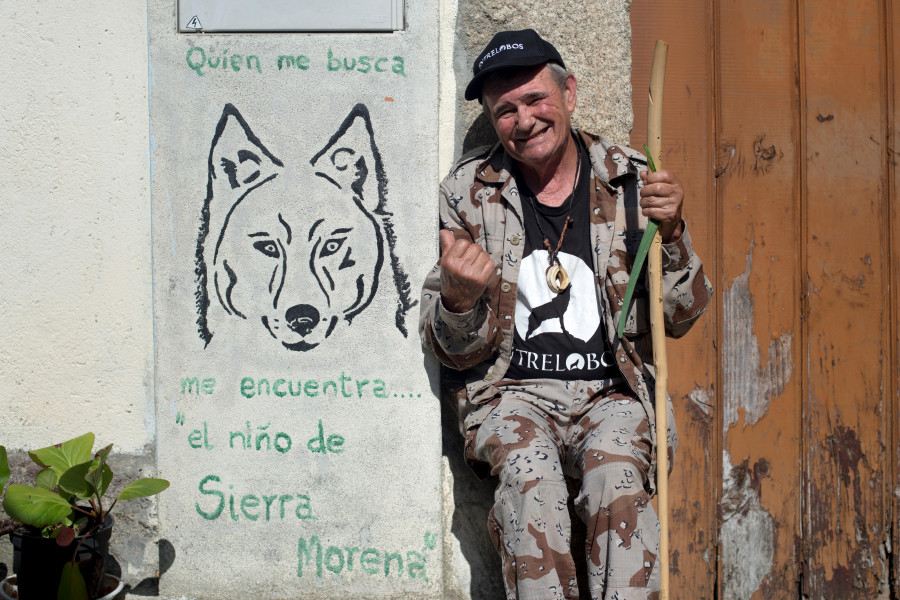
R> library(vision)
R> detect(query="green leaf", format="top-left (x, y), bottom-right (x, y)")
top-left (58, 462), bottom-right (95, 499)
top-left (90, 464), bottom-right (113, 501)
top-left (58, 561), bottom-right (89, 600)
top-left (35, 467), bottom-right (59, 490)
top-left (84, 444), bottom-right (113, 499)
top-left (117, 478), bottom-right (170, 501)
top-left (2, 484), bottom-right (74, 528)
top-left (0, 446), bottom-right (9, 492)
top-left (93, 444), bottom-right (112, 464)
top-left (29, 433), bottom-right (94, 478)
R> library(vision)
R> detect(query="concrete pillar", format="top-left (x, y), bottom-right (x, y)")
top-left (148, 1), bottom-right (442, 596)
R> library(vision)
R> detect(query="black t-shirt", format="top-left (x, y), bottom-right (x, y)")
top-left (505, 141), bottom-right (617, 381)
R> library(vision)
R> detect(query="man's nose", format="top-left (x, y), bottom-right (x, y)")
top-left (516, 105), bottom-right (535, 131)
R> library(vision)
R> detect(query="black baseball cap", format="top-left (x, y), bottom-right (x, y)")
top-left (465, 29), bottom-right (566, 101)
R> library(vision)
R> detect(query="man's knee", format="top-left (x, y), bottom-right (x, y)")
top-left (472, 407), bottom-right (564, 486)
top-left (493, 445), bottom-right (566, 491)
top-left (574, 462), bottom-right (650, 515)
top-left (575, 464), bottom-right (655, 550)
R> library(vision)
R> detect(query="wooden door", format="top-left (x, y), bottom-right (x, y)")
top-left (631, 0), bottom-right (899, 597)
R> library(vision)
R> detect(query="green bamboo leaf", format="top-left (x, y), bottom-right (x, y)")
top-left (29, 433), bottom-right (94, 478)
top-left (617, 145), bottom-right (663, 339)
top-left (117, 478), bottom-right (170, 501)
top-left (617, 220), bottom-right (659, 338)
top-left (35, 467), bottom-right (58, 490)
top-left (57, 561), bottom-right (89, 600)
top-left (0, 446), bottom-right (9, 492)
top-left (2, 484), bottom-right (74, 528)
top-left (643, 144), bottom-right (657, 173)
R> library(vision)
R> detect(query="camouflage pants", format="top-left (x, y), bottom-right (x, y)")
top-left (468, 379), bottom-right (661, 600)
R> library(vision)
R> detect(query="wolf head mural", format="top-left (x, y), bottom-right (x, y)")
top-left (195, 104), bottom-right (415, 352)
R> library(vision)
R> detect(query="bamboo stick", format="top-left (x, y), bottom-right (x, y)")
top-left (647, 39), bottom-right (669, 600)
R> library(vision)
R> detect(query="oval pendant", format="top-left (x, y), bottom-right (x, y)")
top-left (546, 264), bottom-right (570, 293)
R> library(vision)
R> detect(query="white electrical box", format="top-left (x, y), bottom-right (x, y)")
top-left (179, 0), bottom-right (404, 32)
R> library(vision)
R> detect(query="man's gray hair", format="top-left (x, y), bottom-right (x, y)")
top-left (546, 62), bottom-right (569, 91)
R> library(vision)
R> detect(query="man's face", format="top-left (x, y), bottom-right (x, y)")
top-left (482, 64), bottom-right (577, 171)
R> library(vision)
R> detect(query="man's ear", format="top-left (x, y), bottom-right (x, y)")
top-left (207, 104), bottom-right (283, 205)
top-left (310, 103), bottom-right (386, 213)
top-left (564, 73), bottom-right (577, 113)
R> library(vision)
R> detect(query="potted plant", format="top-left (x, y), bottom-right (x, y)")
top-left (0, 432), bottom-right (169, 600)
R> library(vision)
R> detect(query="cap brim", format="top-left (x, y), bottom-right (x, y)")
top-left (464, 56), bottom-right (556, 102)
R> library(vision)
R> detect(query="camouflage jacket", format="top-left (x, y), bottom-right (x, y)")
top-left (419, 129), bottom-right (712, 480)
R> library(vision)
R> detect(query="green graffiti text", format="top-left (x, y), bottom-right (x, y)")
top-left (195, 474), bottom-right (315, 522)
top-left (327, 47), bottom-right (406, 76)
top-left (298, 535), bottom-right (430, 579)
top-left (278, 54), bottom-right (310, 70)
top-left (186, 47), bottom-right (262, 76)
top-left (240, 374), bottom-right (387, 399)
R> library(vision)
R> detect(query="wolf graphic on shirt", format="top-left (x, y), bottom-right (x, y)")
top-left (510, 249), bottom-right (616, 376)
top-left (194, 103), bottom-right (416, 352)
top-left (515, 249), bottom-right (600, 342)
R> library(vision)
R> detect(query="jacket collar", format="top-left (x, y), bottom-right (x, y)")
top-left (473, 140), bottom-right (513, 186)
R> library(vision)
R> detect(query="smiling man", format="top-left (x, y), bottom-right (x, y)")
top-left (420, 30), bottom-right (712, 600)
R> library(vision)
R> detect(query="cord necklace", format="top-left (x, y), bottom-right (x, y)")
top-left (527, 146), bottom-right (581, 293)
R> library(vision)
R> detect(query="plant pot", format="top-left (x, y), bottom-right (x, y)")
top-left (1, 573), bottom-right (124, 600)
top-left (8, 515), bottom-right (113, 600)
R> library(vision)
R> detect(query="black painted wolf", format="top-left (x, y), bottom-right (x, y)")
top-left (195, 103), bottom-right (415, 352)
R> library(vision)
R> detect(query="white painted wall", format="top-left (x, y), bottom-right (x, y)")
top-left (0, 0), bottom-right (153, 453)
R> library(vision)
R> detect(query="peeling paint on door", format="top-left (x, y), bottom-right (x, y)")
top-left (689, 386), bottom-right (714, 416)
top-left (720, 451), bottom-right (775, 600)
top-left (723, 249), bottom-right (793, 428)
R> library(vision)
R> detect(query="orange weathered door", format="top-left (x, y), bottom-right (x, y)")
top-left (631, 0), bottom-right (899, 597)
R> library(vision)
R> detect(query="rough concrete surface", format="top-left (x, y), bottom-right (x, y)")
top-left (439, 393), bottom-right (505, 600)
top-left (451, 0), bottom-right (634, 157)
